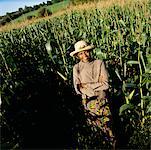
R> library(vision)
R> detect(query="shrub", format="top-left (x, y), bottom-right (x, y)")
top-left (38, 8), bottom-right (52, 17)
top-left (26, 15), bottom-right (35, 20)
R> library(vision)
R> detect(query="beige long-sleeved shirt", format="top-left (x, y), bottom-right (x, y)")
top-left (73, 59), bottom-right (109, 99)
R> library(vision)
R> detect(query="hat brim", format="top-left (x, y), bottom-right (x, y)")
top-left (70, 45), bottom-right (94, 57)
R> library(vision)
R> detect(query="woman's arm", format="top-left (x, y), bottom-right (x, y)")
top-left (73, 65), bottom-right (95, 97)
top-left (73, 64), bottom-right (81, 95)
top-left (86, 61), bottom-right (109, 91)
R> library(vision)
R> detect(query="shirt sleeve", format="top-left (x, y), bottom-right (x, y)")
top-left (73, 64), bottom-right (81, 95)
top-left (87, 61), bottom-right (109, 91)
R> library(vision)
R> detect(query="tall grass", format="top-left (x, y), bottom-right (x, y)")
top-left (0, 0), bottom-right (149, 32)
top-left (0, 0), bottom-right (150, 149)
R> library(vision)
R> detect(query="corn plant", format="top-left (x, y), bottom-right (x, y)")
top-left (0, 0), bottom-right (150, 149)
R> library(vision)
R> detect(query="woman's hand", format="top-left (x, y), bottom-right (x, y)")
top-left (80, 83), bottom-right (87, 88)
top-left (78, 83), bottom-right (87, 91)
top-left (99, 75), bottom-right (103, 83)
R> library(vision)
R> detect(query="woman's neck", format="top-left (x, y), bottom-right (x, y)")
top-left (81, 58), bottom-right (93, 63)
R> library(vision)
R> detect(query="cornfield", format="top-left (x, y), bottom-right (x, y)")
top-left (0, 0), bottom-right (151, 149)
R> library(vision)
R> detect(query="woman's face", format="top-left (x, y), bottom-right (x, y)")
top-left (77, 50), bottom-right (90, 62)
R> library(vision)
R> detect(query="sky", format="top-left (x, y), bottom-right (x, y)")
top-left (0, 0), bottom-right (49, 16)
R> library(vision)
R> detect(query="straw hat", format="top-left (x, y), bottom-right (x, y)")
top-left (70, 40), bottom-right (94, 57)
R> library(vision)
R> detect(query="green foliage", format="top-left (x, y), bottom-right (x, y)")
top-left (11, 0), bottom-right (70, 23)
top-left (38, 8), bottom-right (52, 17)
top-left (70, 0), bottom-right (97, 5)
top-left (52, 0), bottom-right (63, 4)
top-left (0, 1), bottom-right (150, 149)
top-left (128, 118), bottom-right (150, 149)
top-left (26, 15), bottom-right (35, 20)
top-left (119, 103), bottom-right (134, 116)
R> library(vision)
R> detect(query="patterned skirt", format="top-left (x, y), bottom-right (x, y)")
top-left (82, 97), bottom-right (115, 145)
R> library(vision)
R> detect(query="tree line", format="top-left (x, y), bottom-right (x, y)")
top-left (0, 0), bottom-right (63, 26)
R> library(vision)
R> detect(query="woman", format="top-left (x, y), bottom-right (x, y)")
top-left (70, 40), bottom-right (115, 147)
